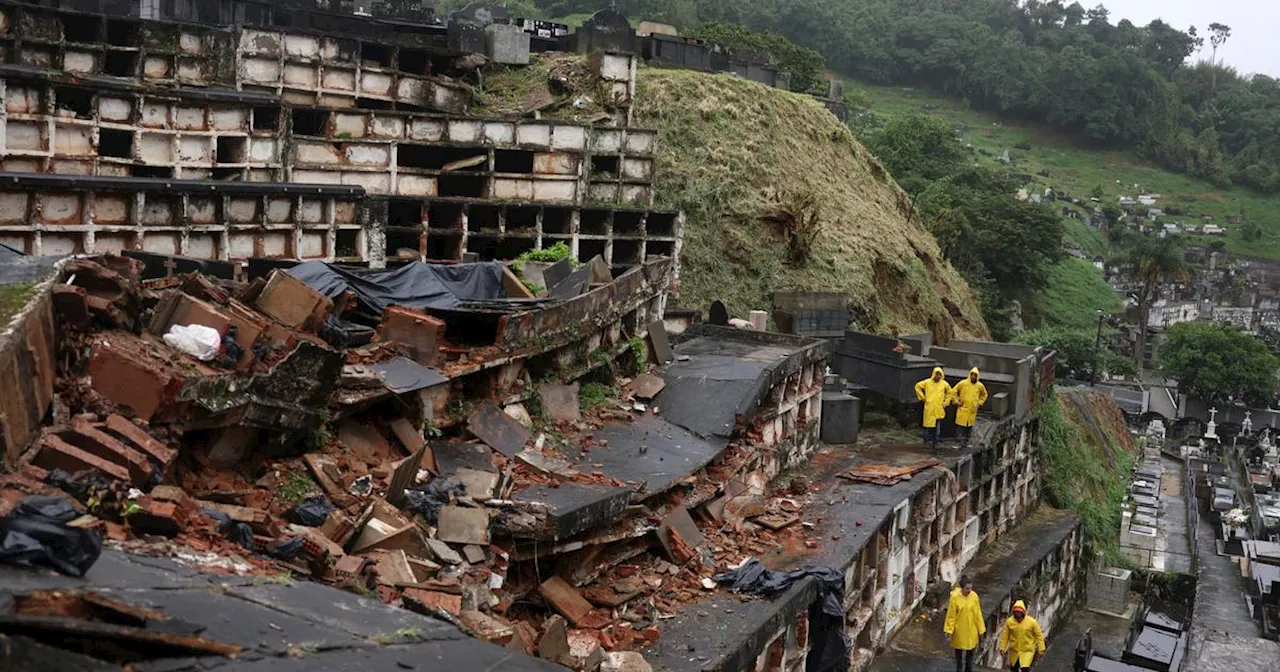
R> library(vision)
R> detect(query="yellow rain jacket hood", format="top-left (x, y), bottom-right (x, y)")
top-left (999, 600), bottom-right (1045, 666)
top-left (944, 586), bottom-right (985, 651)
top-left (952, 367), bottom-right (989, 428)
top-left (915, 367), bottom-right (952, 429)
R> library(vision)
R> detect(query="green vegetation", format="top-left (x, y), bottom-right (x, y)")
top-left (1114, 234), bottom-right (1189, 368)
top-left (517, 241), bottom-right (573, 264)
top-left (628, 336), bottom-right (647, 375)
top-left (633, 68), bottom-right (988, 339)
top-left (578, 381), bottom-right (618, 410)
top-left (1018, 327), bottom-right (1134, 382)
top-left (685, 23), bottom-right (826, 94)
top-left (1033, 259), bottom-right (1122, 331)
top-left (1037, 390), bottom-right (1136, 563)
top-left (862, 115), bottom-right (1063, 339)
top-left (1159, 322), bottom-right (1279, 407)
top-left (0, 282), bottom-right (36, 326)
top-left (278, 471), bottom-right (318, 505)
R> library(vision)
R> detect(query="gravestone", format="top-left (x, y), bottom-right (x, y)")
top-left (574, 8), bottom-right (635, 54)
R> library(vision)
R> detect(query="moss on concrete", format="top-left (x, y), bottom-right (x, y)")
top-left (0, 282), bottom-right (37, 327)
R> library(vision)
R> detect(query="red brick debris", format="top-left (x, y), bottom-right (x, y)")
top-left (0, 254), bottom-right (825, 670)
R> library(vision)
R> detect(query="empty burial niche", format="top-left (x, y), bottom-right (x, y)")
top-left (356, 97), bottom-right (394, 111)
top-left (579, 239), bottom-right (605, 263)
top-left (507, 206), bottom-right (537, 233)
top-left (216, 136), bottom-right (248, 164)
top-left (400, 144), bottom-right (485, 171)
top-left (467, 204), bottom-right (500, 232)
top-left (252, 107), bottom-right (281, 132)
top-left (425, 230), bottom-right (462, 261)
top-left (647, 212), bottom-right (677, 237)
top-left (494, 149), bottom-right (535, 174)
top-left (292, 109), bottom-right (329, 136)
top-left (580, 209), bottom-right (610, 236)
top-left (543, 207), bottom-right (572, 234)
top-left (613, 239), bottom-right (642, 265)
top-left (614, 210), bottom-right (643, 236)
top-left (335, 229), bottom-right (360, 258)
top-left (646, 240), bottom-right (675, 259)
top-left (388, 199), bottom-right (424, 229)
top-left (399, 48), bottom-right (428, 75)
top-left (106, 20), bottom-right (138, 47)
top-left (591, 154), bottom-right (620, 177)
top-left (467, 234), bottom-right (536, 261)
top-left (98, 129), bottom-right (133, 158)
top-left (360, 43), bottom-right (393, 69)
top-left (438, 174), bottom-right (488, 199)
top-left (427, 201), bottom-right (464, 229)
top-left (103, 50), bottom-right (138, 77)
top-left (55, 88), bottom-right (94, 119)
top-left (385, 227), bottom-right (420, 257)
top-left (62, 15), bottom-right (100, 43)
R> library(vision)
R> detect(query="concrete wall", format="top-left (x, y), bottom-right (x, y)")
top-left (0, 272), bottom-right (58, 467)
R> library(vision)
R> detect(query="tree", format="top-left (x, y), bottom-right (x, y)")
top-left (1113, 235), bottom-right (1189, 370)
top-left (1160, 322), bottom-right (1278, 407)
top-left (1208, 22), bottom-right (1231, 94)
top-left (861, 115), bottom-right (968, 195)
top-left (1242, 221), bottom-right (1263, 242)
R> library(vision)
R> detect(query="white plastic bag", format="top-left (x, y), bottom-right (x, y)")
top-left (162, 324), bottom-right (222, 361)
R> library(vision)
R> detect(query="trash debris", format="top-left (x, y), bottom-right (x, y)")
top-left (836, 458), bottom-right (944, 486)
top-left (161, 323), bottom-right (222, 361)
top-left (285, 496), bottom-right (336, 527)
top-left (0, 496), bottom-right (103, 577)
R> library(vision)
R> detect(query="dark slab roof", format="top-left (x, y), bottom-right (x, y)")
top-left (569, 413), bottom-right (729, 498)
top-left (0, 549), bottom-right (562, 671)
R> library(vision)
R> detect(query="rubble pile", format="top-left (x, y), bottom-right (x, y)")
top-left (0, 252), bottom-right (828, 669)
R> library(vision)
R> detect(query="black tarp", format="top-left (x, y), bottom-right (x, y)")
top-left (714, 558), bottom-right (850, 672)
top-left (0, 496), bottom-right (103, 577)
top-left (285, 261), bottom-right (509, 319)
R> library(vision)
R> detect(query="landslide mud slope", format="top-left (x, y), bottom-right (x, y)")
top-left (633, 68), bottom-right (989, 339)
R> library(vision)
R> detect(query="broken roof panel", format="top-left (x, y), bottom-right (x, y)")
top-left (500, 484), bottom-right (634, 541)
top-left (571, 414), bottom-right (728, 498)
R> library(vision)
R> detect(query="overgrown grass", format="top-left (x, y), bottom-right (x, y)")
top-left (1036, 390), bottom-right (1137, 564)
top-left (579, 382), bottom-right (618, 410)
top-left (850, 82), bottom-right (1280, 263)
top-left (633, 68), bottom-right (989, 339)
top-left (1032, 259), bottom-right (1122, 331)
top-left (0, 282), bottom-right (36, 326)
top-left (278, 471), bottom-right (318, 505)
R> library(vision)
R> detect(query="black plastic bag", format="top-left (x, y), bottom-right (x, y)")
top-left (284, 495), bottom-right (335, 527)
top-left (0, 496), bottom-right (103, 577)
top-left (267, 537), bottom-right (305, 560)
top-left (403, 480), bottom-right (465, 525)
top-left (714, 558), bottom-right (850, 672)
top-left (201, 509), bottom-right (255, 552)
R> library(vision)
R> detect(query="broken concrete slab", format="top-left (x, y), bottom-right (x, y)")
top-left (567, 629), bottom-right (604, 671)
top-left (436, 505), bottom-right (490, 546)
top-left (434, 441), bottom-right (496, 475)
top-left (602, 651), bottom-right (653, 672)
top-left (657, 507), bottom-right (705, 563)
top-left (379, 306), bottom-right (445, 367)
top-left (629, 373), bottom-right (665, 400)
top-left (255, 269), bottom-right (332, 331)
top-left (496, 484), bottom-right (633, 540)
top-left (538, 575), bottom-right (593, 626)
top-left (403, 587), bottom-right (463, 617)
top-left (504, 402), bottom-right (533, 428)
top-left (647, 320), bottom-right (673, 365)
top-left (537, 615), bottom-right (570, 662)
top-left (459, 610), bottom-right (515, 644)
top-left (338, 420), bottom-right (394, 465)
top-left (538, 382), bottom-right (582, 422)
top-left (468, 401), bottom-right (532, 457)
top-left (570, 414), bottom-right (728, 498)
top-left (453, 467), bottom-right (500, 499)
top-left (462, 545), bottom-right (486, 564)
top-left (425, 538), bottom-right (463, 565)
top-left (370, 549), bottom-right (417, 587)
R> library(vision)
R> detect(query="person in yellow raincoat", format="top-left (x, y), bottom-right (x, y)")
top-left (950, 367), bottom-right (988, 447)
top-left (998, 600), bottom-right (1045, 670)
top-left (944, 575), bottom-right (985, 672)
top-left (915, 367), bottom-right (952, 448)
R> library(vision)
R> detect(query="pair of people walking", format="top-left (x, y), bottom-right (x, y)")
top-left (944, 576), bottom-right (1046, 671)
top-left (915, 367), bottom-right (988, 448)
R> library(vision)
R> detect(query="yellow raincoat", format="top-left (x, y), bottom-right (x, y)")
top-left (998, 601), bottom-right (1045, 667)
top-left (943, 587), bottom-right (986, 651)
top-left (915, 367), bottom-right (952, 429)
top-left (951, 367), bottom-right (988, 428)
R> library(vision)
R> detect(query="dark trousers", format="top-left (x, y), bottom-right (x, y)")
top-left (1010, 663), bottom-right (1029, 671)
top-left (956, 424), bottom-right (972, 442)
top-left (954, 648), bottom-right (974, 672)
top-left (923, 425), bottom-right (940, 445)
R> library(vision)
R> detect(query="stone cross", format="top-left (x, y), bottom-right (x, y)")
top-left (1209, 407), bottom-right (1218, 424)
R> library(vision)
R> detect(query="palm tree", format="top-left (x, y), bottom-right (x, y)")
top-left (1114, 234), bottom-right (1190, 371)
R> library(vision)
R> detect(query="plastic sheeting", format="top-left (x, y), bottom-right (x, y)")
top-left (0, 496), bottom-right (103, 577)
top-left (285, 496), bottom-right (335, 527)
top-left (285, 260), bottom-right (509, 319)
top-left (714, 558), bottom-right (850, 672)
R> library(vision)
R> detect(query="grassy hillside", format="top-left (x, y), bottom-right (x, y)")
top-left (1033, 259), bottom-right (1122, 331)
top-left (1040, 389), bottom-right (1139, 560)
top-left (850, 82), bottom-right (1280, 262)
top-left (634, 68), bottom-right (989, 339)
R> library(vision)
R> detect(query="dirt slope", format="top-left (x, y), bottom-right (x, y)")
top-left (632, 68), bottom-right (988, 340)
